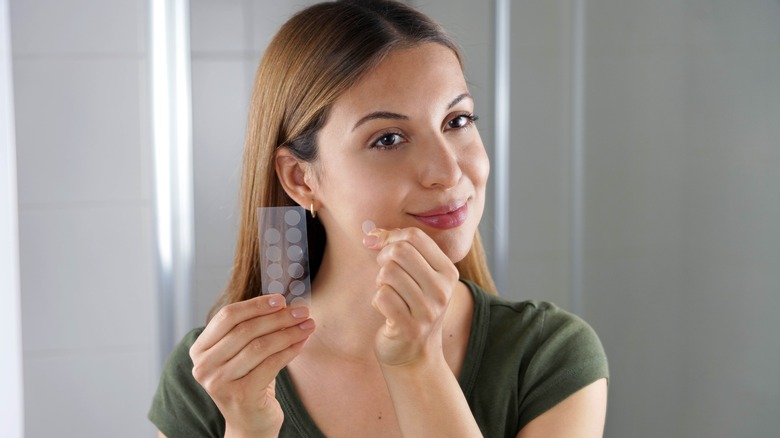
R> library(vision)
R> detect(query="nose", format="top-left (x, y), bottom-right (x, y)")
top-left (418, 135), bottom-right (462, 189)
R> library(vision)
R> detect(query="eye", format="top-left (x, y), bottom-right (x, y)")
top-left (371, 132), bottom-right (404, 150)
top-left (447, 113), bottom-right (478, 130)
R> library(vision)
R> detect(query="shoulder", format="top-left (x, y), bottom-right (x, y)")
top-left (462, 280), bottom-right (609, 433)
top-left (465, 280), bottom-right (605, 361)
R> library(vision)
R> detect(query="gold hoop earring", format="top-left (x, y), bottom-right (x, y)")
top-left (310, 201), bottom-right (316, 219)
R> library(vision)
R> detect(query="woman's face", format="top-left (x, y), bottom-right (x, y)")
top-left (312, 42), bottom-right (489, 262)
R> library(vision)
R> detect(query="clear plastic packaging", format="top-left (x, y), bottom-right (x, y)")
top-left (257, 206), bottom-right (311, 305)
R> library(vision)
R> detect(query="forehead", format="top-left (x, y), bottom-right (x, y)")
top-left (330, 43), bottom-right (468, 120)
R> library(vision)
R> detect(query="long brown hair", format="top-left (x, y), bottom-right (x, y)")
top-left (209, 0), bottom-right (496, 320)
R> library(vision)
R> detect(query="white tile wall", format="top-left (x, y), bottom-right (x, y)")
top-left (482, 0), bottom-right (575, 306)
top-left (190, 0), bottom-right (246, 53)
top-left (10, 0), bottom-right (157, 436)
top-left (18, 205), bottom-right (155, 352)
top-left (191, 59), bottom-right (247, 322)
top-left (248, 0), bottom-right (320, 54)
top-left (24, 349), bottom-right (156, 438)
top-left (14, 58), bottom-right (146, 205)
top-left (191, 61), bottom-right (246, 230)
top-left (10, 0), bottom-right (145, 55)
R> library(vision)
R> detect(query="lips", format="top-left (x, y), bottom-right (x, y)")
top-left (410, 201), bottom-right (469, 230)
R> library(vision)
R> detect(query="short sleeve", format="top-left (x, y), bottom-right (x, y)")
top-left (517, 303), bottom-right (609, 429)
top-left (148, 328), bottom-right (226, 438)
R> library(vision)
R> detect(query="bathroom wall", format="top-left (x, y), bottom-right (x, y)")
top-left (9, 0), bottom-right (158, 436)
top-left (580, 1), bottom-right (780, 435)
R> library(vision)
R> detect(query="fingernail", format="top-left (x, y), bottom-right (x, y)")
top-left (268, 295), bottom-right (284, 308)
top-left (363, 234), bottom-right (380, 248)
top-left (290, 307), bottom-right (309, 319)
top-left (298, 319), bottom-right (315, 330)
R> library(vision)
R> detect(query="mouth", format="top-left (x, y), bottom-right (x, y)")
top-left (410, 200), bottom-right (469, 230)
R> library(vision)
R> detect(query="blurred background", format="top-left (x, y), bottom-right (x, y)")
top-left (1, 0), bottom-right (778, 437)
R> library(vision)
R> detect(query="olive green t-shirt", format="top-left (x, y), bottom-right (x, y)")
top-left (149, 280), bottom-right (609, 437)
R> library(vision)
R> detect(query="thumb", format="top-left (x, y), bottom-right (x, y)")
top-left (363, 228), bottom-right (391, 250)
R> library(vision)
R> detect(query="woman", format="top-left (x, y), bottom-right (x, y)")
top-left (149, 1), bottom-right (608, 436)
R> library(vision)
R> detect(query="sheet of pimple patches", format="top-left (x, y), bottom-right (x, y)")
top-left (258, 206), bottom-right (311, 305)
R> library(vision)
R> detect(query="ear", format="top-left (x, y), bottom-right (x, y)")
top-left (275, 147), bottom-right (317, 208)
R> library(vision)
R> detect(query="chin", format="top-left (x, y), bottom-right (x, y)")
top-left (433, 232), bottom-right (474, 264)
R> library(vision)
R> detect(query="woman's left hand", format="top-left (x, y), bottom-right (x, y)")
top-left (363, 227), bottom-right (460, 367)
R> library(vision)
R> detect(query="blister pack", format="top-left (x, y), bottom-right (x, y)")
top-left (257, 206), bottom-right (311, 305)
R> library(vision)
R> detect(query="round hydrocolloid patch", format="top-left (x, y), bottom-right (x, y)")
top-left (288, 263), bottom-right (304, 279)
top-left (285, 209), bottom-right (301, 226)
top-left (289, 280), bottom-right (306, 296)
top-left (362, 220), bottom-right (376, 235)
top-left (287, 245), bottom-right (303, 261)
top-left (264, 228), bottom-right (281, 244)
top-left (286, 227), bottom-right (302, 243)
top-left (266, 245), bottom-right (282, 262)
top-left (268, 281), bottom-right (284, 294)
top-left (267, 263), bottom-right (283, 279)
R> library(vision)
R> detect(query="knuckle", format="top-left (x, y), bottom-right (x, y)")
top-left (445, 264), bottom-right (459, 282)
top-left (234, 320), bottom-right (251, 337)
top-left (434, 294), bottom-right (449, 311)
top-left (376, 265), bottom-right (394, 285)
top-left (202, 378), bottom-right (223, 399)
top-left (251, 336), bottom-right (268, 352)
top-left (191, 363), bottom-right (207, 382)
top-left (407, 227), bottom-right (425, 240)
top-left (216, 305), bottom-right (234, 322)
top-left (420, 305), bottom-right (437, 323)
top-left (387, 241), bottom-right (411, 259)
top-left (263, 350), bottom-right (286, 370)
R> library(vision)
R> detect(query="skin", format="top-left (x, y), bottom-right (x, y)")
top-left (161, 42), bottom-right (606, 438)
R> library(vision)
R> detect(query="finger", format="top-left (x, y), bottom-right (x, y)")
top-left (376, 239), bottom-right (432, 290)
top-left (192, 294), bottom-right (286, 354)
top-left (365, 227), bottom-right (454, 274)
top-left (372, 284), bottom-right (414, 333)
top-left (195, 305), bottom-right (311, 372)
top-left (221, 317), bottom-right (316, 380)
top-left (374, 234), bottom-right (457, 309)
top-left (242, 336), bottom-right (311, 395)
top-left (375, 258), bottom-right (428, 317)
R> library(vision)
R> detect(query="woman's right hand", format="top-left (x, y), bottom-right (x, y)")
top-left (189, 294), bottom-right (315, 437)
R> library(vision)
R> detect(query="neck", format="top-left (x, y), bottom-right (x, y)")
top-left (308, 243), bottom-right (387, 362)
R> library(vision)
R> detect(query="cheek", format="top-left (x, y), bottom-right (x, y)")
top-left (320, 155), bottom-right (401, 210)
top-left (464, 140), bottom-right (490, 191)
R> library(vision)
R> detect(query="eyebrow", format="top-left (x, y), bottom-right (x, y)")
top-left (351, 92), bottom-right (473, 132)
top-left (352, 111), bottom-right (408, 132)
